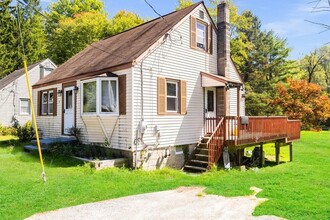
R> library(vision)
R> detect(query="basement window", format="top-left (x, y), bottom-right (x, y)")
top-left (81, 77), bottom-right (118, 115)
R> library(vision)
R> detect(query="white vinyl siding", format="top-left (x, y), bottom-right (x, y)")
top-left (0, 59), bottom-right (56, 126)
top-left (132, 4), bottom-right (217, 153)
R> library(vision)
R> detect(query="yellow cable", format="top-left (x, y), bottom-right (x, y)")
top-left (23, 60), bottom-right (46, 182)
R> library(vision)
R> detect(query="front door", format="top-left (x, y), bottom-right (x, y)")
top-left (205, 87), bottom-right (216, 118)
top-left (63, 86), bottom-right (75, 135)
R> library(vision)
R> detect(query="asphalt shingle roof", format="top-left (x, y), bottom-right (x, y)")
top-left (33, 2), bottom-right (203, 88)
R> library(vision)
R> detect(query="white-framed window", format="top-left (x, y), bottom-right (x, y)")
top-left (81, 77), bottom-right (118, 115)
top-left (166, 80), bottom-right (178, 112)
top-left (197, 21), bottom-right (207, 50)
top-left (41, 90), bottom-right (54, 115)
top-left (20, 98), bottom-right (30, 115)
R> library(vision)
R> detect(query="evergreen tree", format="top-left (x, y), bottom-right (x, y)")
top-left (0, 0), bottom-right (45, 78)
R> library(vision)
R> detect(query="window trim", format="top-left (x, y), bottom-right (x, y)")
top-left (166, 80), bottom-right (179, 112)
top-left (81, 77), bottom-right (119, 116)
top-left (39, 89), bottom-right (56, 116)
top-left (19, 98), bottom-right (31, 115)
top-left (158, 77), bottom-right (187, 116)
top-left (190, 16), bottom-right (213, 54)
top-left (196, 21), bottom-right (207, 50)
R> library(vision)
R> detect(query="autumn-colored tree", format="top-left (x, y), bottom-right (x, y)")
top-left (273, 79), bottom-right (330, 129)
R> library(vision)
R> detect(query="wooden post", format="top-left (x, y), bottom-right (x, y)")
top-left (275, 142), bottom-right (280, 165)
top-left (260, 143), bottom-right (264, 167)
top-left (289, 143), bottom-right (293, 162)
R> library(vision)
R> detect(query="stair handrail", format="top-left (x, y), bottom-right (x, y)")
top-left (206, 117), bottom-right (224, 146)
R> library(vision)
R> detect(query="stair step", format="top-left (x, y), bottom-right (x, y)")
top-left (190, 159), bottom-right (208, 164)
top-left (195, 154), bottom-right (208, 158)
top-left (184, 165), bottom-right (207, 171)
top-left (24, 145), bottom-right (47, 152)
top-left (31, 136), bottom-right (76, 147)
top-left (196, 147), bottom-right (208, 151)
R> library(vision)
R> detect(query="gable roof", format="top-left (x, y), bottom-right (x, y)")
top-left (0, 61), bottom-right (43, 90)
top-left (33, 2), bottom-right (203, 88)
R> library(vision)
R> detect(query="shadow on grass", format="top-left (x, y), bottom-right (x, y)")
top-left (0, 138), bottom-right (84, 168)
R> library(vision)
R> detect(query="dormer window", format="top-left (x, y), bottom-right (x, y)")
top-left (197, 22), bottom-right (207, 50)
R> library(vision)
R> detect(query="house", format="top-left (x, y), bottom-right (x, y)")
top-left (0, 59), bottom-right (56, 127)
top-left (32, 2), bottom-right (300, 170)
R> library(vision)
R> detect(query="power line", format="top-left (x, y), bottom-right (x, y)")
top-left (143, 0), bottom-right (169, 26)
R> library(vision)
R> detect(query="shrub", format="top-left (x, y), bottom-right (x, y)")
top-left (17, 121), bottom-right (34, 142)
top-left (0, 124), bottom-right (17, 136)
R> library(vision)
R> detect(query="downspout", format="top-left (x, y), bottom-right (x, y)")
top-left (134, 59), bottom-right (144, 169)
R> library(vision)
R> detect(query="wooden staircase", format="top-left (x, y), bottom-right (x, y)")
top-left (183, 118), bottom-right (225, 172)
top-left (183, 134), bottom-right (211, 172)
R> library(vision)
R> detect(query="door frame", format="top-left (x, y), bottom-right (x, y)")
top-left (62, 82), bottom-right (77, 135)
top-left (204, 87), bottom-right (217, 118)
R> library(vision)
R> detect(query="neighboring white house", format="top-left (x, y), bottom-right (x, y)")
top-left (0, 59), bottom-right (56, 127)
top-left (32, 2), bottom-right (244, 169)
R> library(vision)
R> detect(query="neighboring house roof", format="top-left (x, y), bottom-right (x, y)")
top-left (0, 61), bottom-right (43, 90)
top-left (33, 2), bottom-right (204, 88)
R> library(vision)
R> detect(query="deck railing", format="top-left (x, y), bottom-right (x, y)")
top-left (205, 116), bottom-right (301, 147)
top-left (204, 117), bottom-right (222, 134)
top-left (287, 120), bottom-right (301, 141)
top-left (206, 118), bottom-right (225, 165)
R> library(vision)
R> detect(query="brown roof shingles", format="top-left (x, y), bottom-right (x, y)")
top-left (33, 2), bottom-right (203, 88)
top-left (0, 61), bottom-right (43, 90)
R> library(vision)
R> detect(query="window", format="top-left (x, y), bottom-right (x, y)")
top-left (39, 89), bottom-right (56, 116)
top-left (207, 90), bottom-right (214, 112)
top-left (190, 16), bottom-right (212, 54)
top-left (82, 77), bottom-right (118, 115)
top-left (158, 77), bottom-right (186, 115)
top-left (101, 80), bottom-right (117, 113)
top-left (20, 98), bottom-right (30, 115)
top-left (166, 81), bottom-right (178, 112)
top-left (83, 81), bottom-right (97, 113)
top-left (197, 22), bottom-right (207, 50)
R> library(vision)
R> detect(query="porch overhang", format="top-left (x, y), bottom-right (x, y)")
top-left (201, 72), bottom-right (242, 87)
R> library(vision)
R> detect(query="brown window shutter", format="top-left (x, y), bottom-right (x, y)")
top-left (119, 75), bottom-right (126, 115)
top-left (37, 91), bottom-right (41, 116)
top-left (53, 88), bottom-right (57, 116)
top-left (190, 16), bottom-right (197, 49)
top-left (157, 77), bottom-right (166, 115)
top-left (207, 24), bottom-right (213, 54)
top-left (180, 80), bottom-right (187, 115)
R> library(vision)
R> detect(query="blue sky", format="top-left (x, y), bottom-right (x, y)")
top-left (41, 0), bottom-right (330, 60)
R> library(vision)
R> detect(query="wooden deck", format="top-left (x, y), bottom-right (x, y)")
top-left (204, 116), bottom-right (301, 166)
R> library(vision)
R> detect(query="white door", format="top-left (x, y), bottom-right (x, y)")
top-left (63, 86), bottom-right (75, 135)
top-left (205, 87), bottom-right (216, 118)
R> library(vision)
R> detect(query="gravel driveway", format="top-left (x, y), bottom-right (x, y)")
top-left (26, 187), bottom-right (283, 220)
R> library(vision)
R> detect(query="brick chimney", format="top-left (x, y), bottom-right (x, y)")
top-left (217, 1), bottom-right (230, 77)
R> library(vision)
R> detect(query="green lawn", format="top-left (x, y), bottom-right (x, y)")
top-left (0, 132), bottom-right (329, 220)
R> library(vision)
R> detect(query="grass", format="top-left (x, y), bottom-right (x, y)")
top-left (0, 132), bottom-right (329, 220)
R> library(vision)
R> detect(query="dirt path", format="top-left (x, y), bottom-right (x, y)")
top-left (26, 187), bottom-right (284, 220)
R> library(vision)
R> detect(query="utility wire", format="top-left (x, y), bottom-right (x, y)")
top-left (143, 0), bottom-right (169, 26)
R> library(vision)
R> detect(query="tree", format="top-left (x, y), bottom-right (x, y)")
top-left (0, 0), bottom-right (18, 78)
top-left (273, 79), bottom-right (330, 129)
top-left (108, 10), bottom-right (144, 36)
top-left (176, 0), bottom-right (193, 10)
top-left (48, 11), bottom-right (110, 64)
top-left (0, 0), bottom-right (46, 78)
top-left (45, 0), bottom-right (105, 34)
